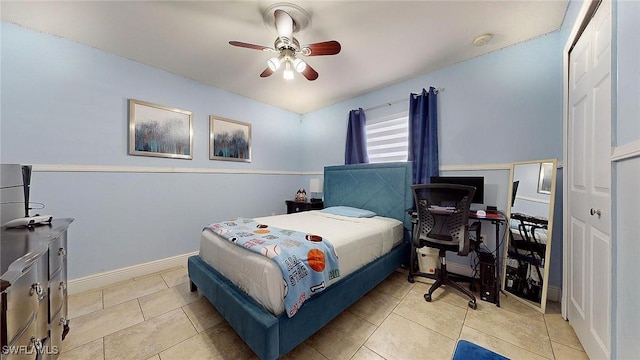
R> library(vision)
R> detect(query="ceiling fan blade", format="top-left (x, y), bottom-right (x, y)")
top-left (260, 67), bottom-right (274, 78)
top-left (229, 41), bottom-right (274, 52)
top-left (274, 9), bottom-right (293, 40)
top-left (302, 41), bottom-right (341, 56)
top-left (301, 63), bottom-right (319, 81)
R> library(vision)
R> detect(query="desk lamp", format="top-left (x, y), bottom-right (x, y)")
top-left (309, 178), bottom-right (323, 203)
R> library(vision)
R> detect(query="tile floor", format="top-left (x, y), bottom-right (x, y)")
top-left (59, 266), bottom-right (588, 360)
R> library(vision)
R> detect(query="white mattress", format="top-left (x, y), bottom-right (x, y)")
top-left (199, 210), bottom-right (404, 315)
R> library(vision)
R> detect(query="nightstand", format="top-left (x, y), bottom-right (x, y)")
top-left (286, 200), bottom-right (323, 214)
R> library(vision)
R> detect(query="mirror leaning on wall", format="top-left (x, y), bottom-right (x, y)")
top-left (502, 159), bottom-right (558, 313)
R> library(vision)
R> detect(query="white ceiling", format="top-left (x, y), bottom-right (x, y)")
top-left (1, 1), bottom-right (569, 114)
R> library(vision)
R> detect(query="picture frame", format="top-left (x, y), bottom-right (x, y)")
top-left (537, 162), bottom-right (553, 194)
top-left (128, 99), bottom-right (193, 159)
top-left (210, 116), bottom-right (251, 162)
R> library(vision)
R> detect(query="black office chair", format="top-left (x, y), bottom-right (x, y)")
top-left (409, 183), bottom-right (479, 309)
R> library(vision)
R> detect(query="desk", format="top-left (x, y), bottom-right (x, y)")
top-left (469, 211), bottom-right (507, 307)
top-left (408, 210), bottom-right (507, 307)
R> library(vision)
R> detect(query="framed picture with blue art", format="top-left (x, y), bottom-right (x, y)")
top-left (210, 116), bottom-right (251, 162)
top-left (128, 99), bottom-right (193, 159)
top-left (537, 161), bottom-right (553, 194)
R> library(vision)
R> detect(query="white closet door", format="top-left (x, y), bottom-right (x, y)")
top-left (567, 1), bottom-right (612, 359)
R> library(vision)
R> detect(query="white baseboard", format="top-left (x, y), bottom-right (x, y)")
top-left (546, 285), bottom-right (561, 302)
top-left (67, 251), bottom-right (198, 294)
top-left (446, 262), bottom-right (561, 302)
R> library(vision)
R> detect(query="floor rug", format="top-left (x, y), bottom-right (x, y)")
top-left (452, 340), bottom-right (510, 360)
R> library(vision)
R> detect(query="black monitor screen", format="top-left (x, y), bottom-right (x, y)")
top-left (511, 180), bottom-right (520, 207)
top-left (429, 176), bottom-right (485, 204)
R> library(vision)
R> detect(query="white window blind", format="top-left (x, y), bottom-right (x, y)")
top-left (366, 113), bottom-right (409, 163)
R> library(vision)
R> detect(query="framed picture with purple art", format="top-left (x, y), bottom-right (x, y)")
top-left (128, 99), bottom-right (193, 159)
top-left (209, 116), bottom-right (251, 162)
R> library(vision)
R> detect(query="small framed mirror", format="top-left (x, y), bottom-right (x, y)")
top-left (503, 159), bottom-right (557, 313)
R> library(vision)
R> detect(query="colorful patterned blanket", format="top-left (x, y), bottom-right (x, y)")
top-left (204, 218), bottom-right (341, 317)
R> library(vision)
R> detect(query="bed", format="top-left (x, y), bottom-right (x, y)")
top-left (504, 212), bottom-right (549, 299)
top-left (188, 162), bottom-right (412, 360)
top-left (508, 212), bottom-right (548, 257)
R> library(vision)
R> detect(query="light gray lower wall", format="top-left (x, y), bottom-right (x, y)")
top-left (613, 157), bottom-right (640, 359)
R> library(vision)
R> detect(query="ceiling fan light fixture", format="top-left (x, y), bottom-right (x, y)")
top-left (283, 61), bottom-right (294, 80)
top-left (230, 3), bottom-right (339, 82)
top-left (267, 56), bottom-right (283, 71)
top-left (293, 58), bottom-right (306, 73)
top-left (301, 47), bottom-right (311, 56)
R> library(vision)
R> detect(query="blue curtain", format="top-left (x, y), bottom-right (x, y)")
top-left (408, 87), bottom-right (439, 184)
top-left (344, 108), bottom-right (369, 164)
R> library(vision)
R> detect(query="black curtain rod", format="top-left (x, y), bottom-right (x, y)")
top-left (363, 87), bottom-right (443, 112)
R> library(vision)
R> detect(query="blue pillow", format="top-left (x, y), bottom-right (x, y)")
top-left (321, 206), bottom-right (376, 218)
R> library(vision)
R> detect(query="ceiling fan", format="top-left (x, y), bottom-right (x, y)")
top-left (229, 3), bottom-right (341, 81)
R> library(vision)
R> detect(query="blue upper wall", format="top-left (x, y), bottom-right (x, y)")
top-left (1, 22), bottom-right (302, 170)
top-left (301, 27), bottom-right (568, 172)
top-left (616, 0), bottom-right (640, 144)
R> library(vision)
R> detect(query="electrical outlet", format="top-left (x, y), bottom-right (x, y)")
top-left (271, 212), bottom-right (276, 216)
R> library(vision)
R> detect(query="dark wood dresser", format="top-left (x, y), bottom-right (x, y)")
top-left (1, 219), bottom-right (73, 359)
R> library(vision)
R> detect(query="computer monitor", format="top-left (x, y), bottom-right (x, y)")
top-left (1, 164), bottom-right (29, 226)
top-left (511, 180), bottom-right (520, 207)
top-left (429, 176), bottom-right (485, 204)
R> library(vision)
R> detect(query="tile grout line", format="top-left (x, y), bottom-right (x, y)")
top-left (344, 306), bottom-right (392, 359)
top-left (153, 307), bottom-right (200, 360)
top-left (140, 267), bottom-right (198, 360)
top-left (101, 290), bottom-right (107, 360)
top-left (346, 274), bottom-right (415, 360)
top-left (543, 316), bottom-right (557, 360)
top-left (65, 267), bottom-right (586, 360)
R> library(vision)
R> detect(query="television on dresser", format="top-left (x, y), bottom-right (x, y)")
top-left (429, 176), bottom-right (485, 204)
top-left (0, 164), bottom-right (31, 226)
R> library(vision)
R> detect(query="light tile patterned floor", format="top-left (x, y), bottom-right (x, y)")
top-left (60, 266), bottom-right (588, 360)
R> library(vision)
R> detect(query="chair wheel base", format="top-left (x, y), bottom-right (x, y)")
top-left (468, 300), bottom-right (477, 310)
top-left (424, 293), bottom-right (432, 302)
top-left (408, 276), bottom-right (415, 283)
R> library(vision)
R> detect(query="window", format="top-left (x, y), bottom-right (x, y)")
top-left (366, 113), bottom-right (409, 163)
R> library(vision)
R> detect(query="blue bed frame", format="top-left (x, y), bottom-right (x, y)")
top-left (188, 162), bottom-right (413, 359)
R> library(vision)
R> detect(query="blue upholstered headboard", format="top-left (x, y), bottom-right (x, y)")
top-left (323, 162), bottom-right (413, 232)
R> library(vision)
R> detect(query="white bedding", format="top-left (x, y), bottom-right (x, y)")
top-left (199, 210), bottom-right (404, 315)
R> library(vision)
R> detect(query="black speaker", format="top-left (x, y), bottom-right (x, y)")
top-left (478, 251), bottom-right (497, 304)
top-left (21, 165), bottom-right (32, 217)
